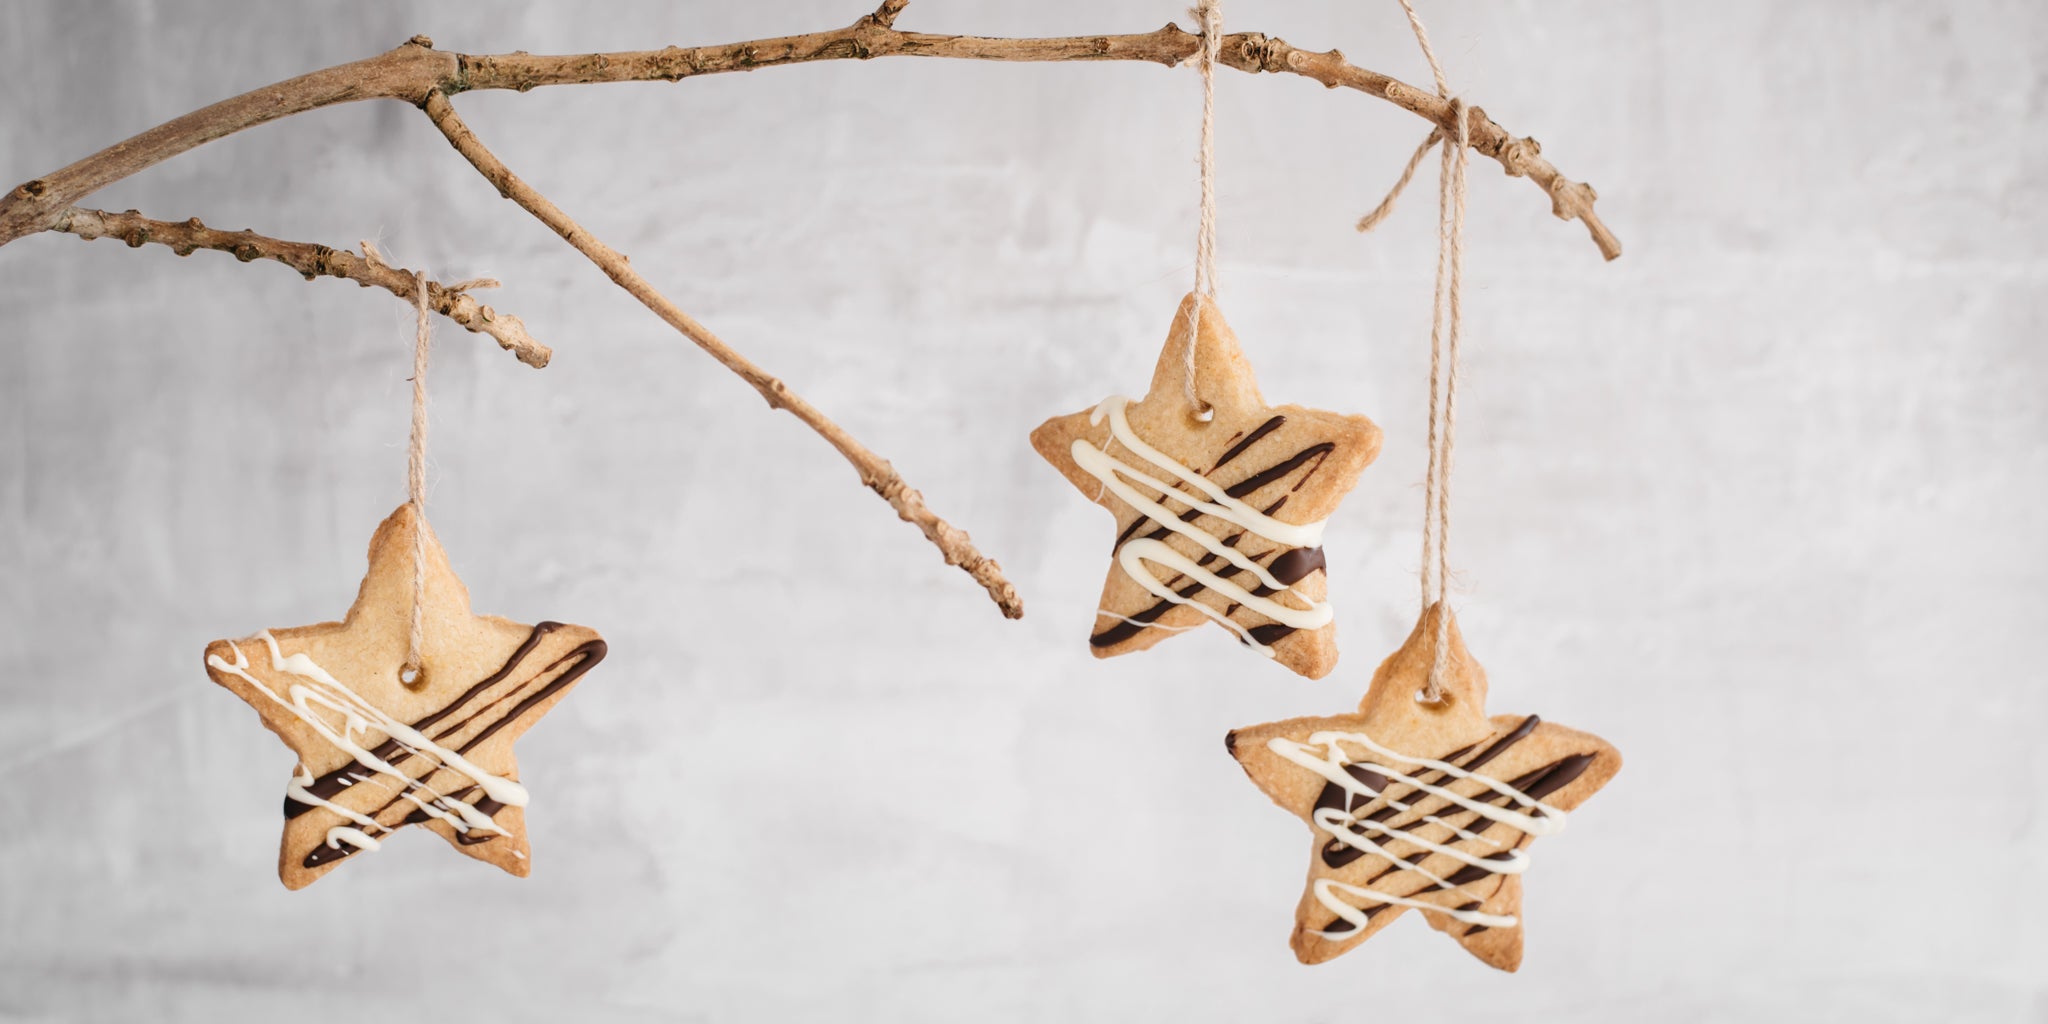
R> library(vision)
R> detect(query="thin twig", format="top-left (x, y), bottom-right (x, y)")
top-left (417, 90), bottom-right (1023, 618)
top-left (53, 206), bottom-right (550, 367)
top-left (0, 9), bottom-right (1619, 258)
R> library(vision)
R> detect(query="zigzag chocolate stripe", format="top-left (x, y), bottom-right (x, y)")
top-left (286, 622), bottom-right (566, 819)
top-left (1313, 715), bottom-right (1542, 869)
top-left (289, 624), bottom-right (606, 868)
top-left (1319, 755), bottom-right (1594, 936)
top-left (1301, 716), bottom-right (1599, 935)
top-left (1090, 413), bottom-right (1335, 648)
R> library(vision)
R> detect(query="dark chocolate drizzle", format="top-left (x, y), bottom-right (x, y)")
top-left (1090, 426), bottom-right (1337, 649)
top-left (285, 623), bottom-right (568, 821)
top-left (1209, 415), bottom-right (1287, 472)
top-left (1307, 716), bottom-right (1600, 937)
top-left (289, 624), bottom-right (606, 869)
top-left (1317, 716), bottom-right (1541, 872)
top-left (1265, 546), bottom-right (1328, 587)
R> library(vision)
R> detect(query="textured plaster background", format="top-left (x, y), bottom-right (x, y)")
top-left (2, 1), bottom-right (2044, 1021)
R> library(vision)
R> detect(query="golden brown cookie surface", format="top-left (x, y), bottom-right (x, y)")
top-left (1030, 294), bottom-right (1381, 679)
top-left (203, 505), bottom-right (606, 890)
top-left (1226, 605), bottom-right (1620, 970)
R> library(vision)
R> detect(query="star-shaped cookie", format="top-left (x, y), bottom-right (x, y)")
top-left (203, 504), bottom-right (607, 889)
top-left (1225, 604), bottom-right (1620, 970)
top-left (1029, 293), bottom-right (1381, 679)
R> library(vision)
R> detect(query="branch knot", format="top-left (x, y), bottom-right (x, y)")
top-left (1499, 135), bottom-right (1541, 178)
top-left (1548, 177), bottom-right (1598, 220)
top-left (1234, 32), bottom-right (1286, 73)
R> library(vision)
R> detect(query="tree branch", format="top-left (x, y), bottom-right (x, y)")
top-left (417, 90), bottom-right (1024, 618)
top-left (0, 14), bottom-right (1619, 258)
top-left (1, 40), bottom-right (455, 247)
top-left (0, 3), bottom-right (1624, 617)
top-left (52, 206), bottom-right (551, 368)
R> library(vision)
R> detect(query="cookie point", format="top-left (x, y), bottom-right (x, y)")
top-left (1223, 729), bottom-right (1238, 752)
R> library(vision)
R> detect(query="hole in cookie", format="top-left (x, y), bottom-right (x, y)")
top-left (1189, 402), bottom-right (1215, 426)
top-left (398, 664), bottom-right (426, 688)
top-left (1412, 688), bottom-right (1453, 710)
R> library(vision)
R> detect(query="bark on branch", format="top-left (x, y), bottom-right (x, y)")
top-left (0, 13), bottom-right (1620, 257)
top-left (53, 206), bottom-right (550, 367)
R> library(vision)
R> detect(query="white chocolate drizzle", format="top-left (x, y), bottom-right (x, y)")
top-left (208, 633), bottom-right (526, 856)
top-left (1070, 396), bottom-right (1331, 655)
top-left (1267, 729), bottom-right (1571, 936)
top-left (1314, 879), bottom-right (1518, 931)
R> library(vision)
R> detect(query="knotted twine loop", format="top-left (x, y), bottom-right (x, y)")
top-left (1365, 0), bottom-right (1472, 706)
top-left (403, 270), bottom-right (433, 684)
top-left (1355, 0), bottom-right (1452, 236)
top-left (1181, 0), bottom-right (1223, 424)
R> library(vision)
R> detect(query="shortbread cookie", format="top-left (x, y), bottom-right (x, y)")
top-left (203, 505), bottom-right (606, 889)
top-left (1030, 294), bottom-right (1381, 679)
top-left (1226, 604), bottom-right (1620, 969)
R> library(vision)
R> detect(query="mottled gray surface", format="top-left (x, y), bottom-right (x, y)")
top-left (2, 1), bottom-right (2045, 1021)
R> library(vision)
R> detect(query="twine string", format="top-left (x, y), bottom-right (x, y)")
top-left (404, 270), bottom-right (432, 681)
top-left (1357, 0), bottom-right (1456, 235)
top-left (1355, 126), bottom-right (1442, 233)
top-left (1420, 100), bottom-right (1469, 703)
top-left (1399, 0), bottom-right (1451, 95)
top-left (1182, 0), bottom-right (1223, 423)
top-left (1372, 0), bottom-right (1471, 705)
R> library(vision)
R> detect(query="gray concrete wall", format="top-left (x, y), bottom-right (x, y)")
top-left (2, 1), bottom-right (2042, 1020)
